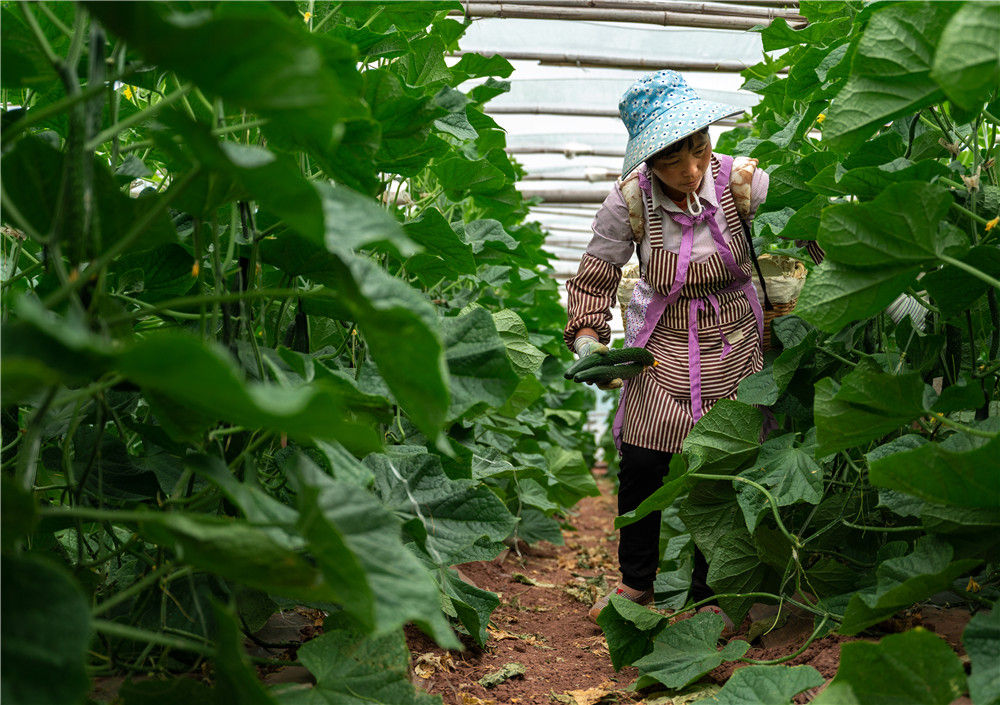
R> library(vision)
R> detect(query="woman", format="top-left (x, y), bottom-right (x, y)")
top-left (563, 71), bottom-right (769, 623)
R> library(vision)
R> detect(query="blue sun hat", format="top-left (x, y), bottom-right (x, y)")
top-left (620, 70), bottom-right (744, 177)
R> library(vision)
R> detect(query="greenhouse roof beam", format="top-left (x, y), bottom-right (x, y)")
top-left (455, 4), bottom-right (805, 30)
top-left (458, 50), bottom-right (760, 73)
top-left (499, 0), bottom-right (805, 23)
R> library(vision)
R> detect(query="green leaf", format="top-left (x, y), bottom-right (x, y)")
top-left (287, 455), bottom-right (458, 646)
top-left (111, 244), bottom-right (197, 303)
top-left (492, 309), bottom-right (546, 377)
top-left (633, 611), bottom-right (750, 689)
top-left (543, 445), bottom-right (601, 506)
top-left (817, 182), bottom-right (963, 267)
top-left (262, 238), bottom-right (448, 442)
top-left (736, 367), bottom-right (780, 406)
top-left (364, 446), bottom-right (516, 567)
top-left (450, 52), bottom-right (515, 81)
top-left (0, 555), bottom-right (91, 705)
top-left (402, 34), bottom-right (451, 87)
top-left (0, 7), bottom-right (59, 88)
top-left (931, 2), bottom-right (1000, 111)
top-left (403, 208), bottom-right (476, 287)
top-left (441, 306), bottom-right (520, 421)
top-left (440, 567), bottom-right (499, 648)
top-left (702, 664), bottom-right (824, 705)
top-left (683, 400), bottom-right (763, 473)
top-left (807, 158), bottom-right (951, 200)
top-left (736, 433), bottom-right (823, 533)
top-left (116, 332), bottom-right (385, 454)
top-left (281, 628), bottom-right (443, 705)
top-left (1, 476), bottom-right (37, 551)
top-left (87, 2), bottom-right (367, 157)
top-left (922, 245), bottom-right (1000, 315)
top-left (706, 530), bottom-right (775, 625)
top-left (432, 155), bottom-right (507, 200)
top-left (823, 629), bottom-right (966, 705)
top-left (797, 259), bottom-right (919, 332)
top-left (823, 2), bottom-right (952, 151)
top-left (596, 594), bottom-right (669, 671)
top-left (869, 435), bottom-right (1000, 510)
top-left (964, 607), bottom-right (1000, 705)
top-left (213, 603), bottom-right (279, 705)
top-left (814, 359), bottom-right (925, 456)
top-left (839, 536), bottom-right (981, 634)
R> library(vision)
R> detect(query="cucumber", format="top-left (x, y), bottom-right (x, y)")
top-left (603, 347), bottom-right (655, 367)
top-left (574, 361), bottom-right (648, 384)
top-left (564, 346), bottom-right (654, 380)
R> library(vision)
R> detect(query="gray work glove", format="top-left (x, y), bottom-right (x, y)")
top-left (573, 335), bottom-right (623, 390)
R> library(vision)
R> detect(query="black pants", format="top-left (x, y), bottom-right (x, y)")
top-left (618, 442), bottom-right (711, 601)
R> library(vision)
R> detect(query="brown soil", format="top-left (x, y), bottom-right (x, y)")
top-left (404, 470), bottom-right (978, 705)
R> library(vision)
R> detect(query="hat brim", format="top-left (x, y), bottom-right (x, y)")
top-left (621, 100), bottom-right (744, 178)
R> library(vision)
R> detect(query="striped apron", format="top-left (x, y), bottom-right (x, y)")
top-left (613, 155), bottom-right (764, 452)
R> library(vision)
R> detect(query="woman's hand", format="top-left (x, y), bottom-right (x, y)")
top-left (572, 335), bottom-right (623, 390)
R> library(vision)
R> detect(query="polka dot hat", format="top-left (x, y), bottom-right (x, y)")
top-left (619, 70), bottom-right (744, 177)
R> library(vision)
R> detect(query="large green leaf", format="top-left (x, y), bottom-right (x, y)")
top-left (823, 2), bottom-right (952, 151)
top-left (363, 445), bottom-right (516, 566)
top-left (706, 530), bottom-right (775, 625)
top-left (213, 604), bottom-right (280, 705)
top-left (261, 236), bottom-right (449, 442)
top-left (0, 555), bottom-right (91, 705)
top-left (869, 435), bottom-right (1000, 510)
top-left (964, 607), bottom-right (1000, 705)
top-left (87, 2), bottom-right (366, 157)
top-left (922, 245), bottom-right (1000, 315)
top-left (117, 332), bottom-right (385, 454)
top-left (839, 536), bottom-right (981, 634)
top-left (807, 158), bottom-right (951, 200)
top-left (735, 433), bottom-right (823, 532)
top-left (492, 309), bottom-right (546, 377)
top-left (702, 665), bottom-right (824, 705)
top-left (597, 594), bottom-right (669, 671)
top-left (439, 567), bottom-right (499, 648)
top-left (633, 611), bottom-right (750, 689)
top-left (818, 182), bottom-right (963, 267)
top-left (286, 455), bottom-right (458, 646)
top-left (814, 359), bottom-right (925, 456)
top-left (440, 306), bottom-right (520, 421)
top-left (277, 628), bottom-right (442, 705)
top-left (821, 629), bottom-right (966, 705)
top-left (682, 400), bottom-right (763, 473)
top-left (402, 209), bottom-right (476, 287)
top-left (797, 259), bottom-right (920, 331)
top-left (931, 2), bottom-right (1000, 111)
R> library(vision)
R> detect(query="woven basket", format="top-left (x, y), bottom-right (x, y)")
top-left (756, 254), bottom-right (808, 351)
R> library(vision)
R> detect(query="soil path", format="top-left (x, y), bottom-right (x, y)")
top-left (406, 469), bottom-right (976, 705)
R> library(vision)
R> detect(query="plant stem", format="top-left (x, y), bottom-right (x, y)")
top-left (939, 254), bottom-right (1000, 291)
top-left (92, 619), bottom-right (214, 657)
top-left (85, 84), bottom-right (192, 151)
top-left (841, 519), bottom-right (921, 533)
top-left (930, 412), bottom-right (998, 439)
top-left (92, 566), bottom-right (192, 616)
top-left (43, 167), bottom-right (201, 308)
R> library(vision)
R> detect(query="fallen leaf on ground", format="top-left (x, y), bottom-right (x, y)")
top-left (567, 686), bottom-right (613, 705)
top-left (412, 651), bottom-right (456, 679)
top-left (478, 662), bottom-right (526, 689)
top-left (458, 692), bottom-right (496, 705)
top-left (512, 572), bottom-right (556, 588)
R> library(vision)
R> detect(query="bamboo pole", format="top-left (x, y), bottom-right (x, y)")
top-left (508, 145), bottom-right (627, 156)
top-left (491, 105), bottom-right (745, 123)
top-left (457, 50), bottom-right (758, 72)
top-left (517, 186), bottom-right (611, 202)
top-left (505, 0), bottom-right (805, 22)
top-left (521, 171), bottom-right (620, 180)
top-left (455, 4), bottom-right (804, 30)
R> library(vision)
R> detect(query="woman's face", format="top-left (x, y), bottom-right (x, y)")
top-left (649, 134), bottom-right (712, 201)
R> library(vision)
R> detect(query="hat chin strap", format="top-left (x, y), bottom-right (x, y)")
top-left (684, 190), bottom-right (703, 217)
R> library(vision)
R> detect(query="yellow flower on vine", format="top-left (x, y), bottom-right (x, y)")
top-left (986, 216), bottom-right (998, 232)
top-left (121, 85), bottom-right (134, 101)
top-left (816, 113), bottom-right (826, 124)
top-left (302, 11), bottom-right (312, 22)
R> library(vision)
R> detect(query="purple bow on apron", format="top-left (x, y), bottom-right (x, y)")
top-left (612, 157), bottom-right (763, 451)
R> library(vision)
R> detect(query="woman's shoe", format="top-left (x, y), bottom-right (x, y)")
top-left (589, 584), bottom-right (654, 623)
